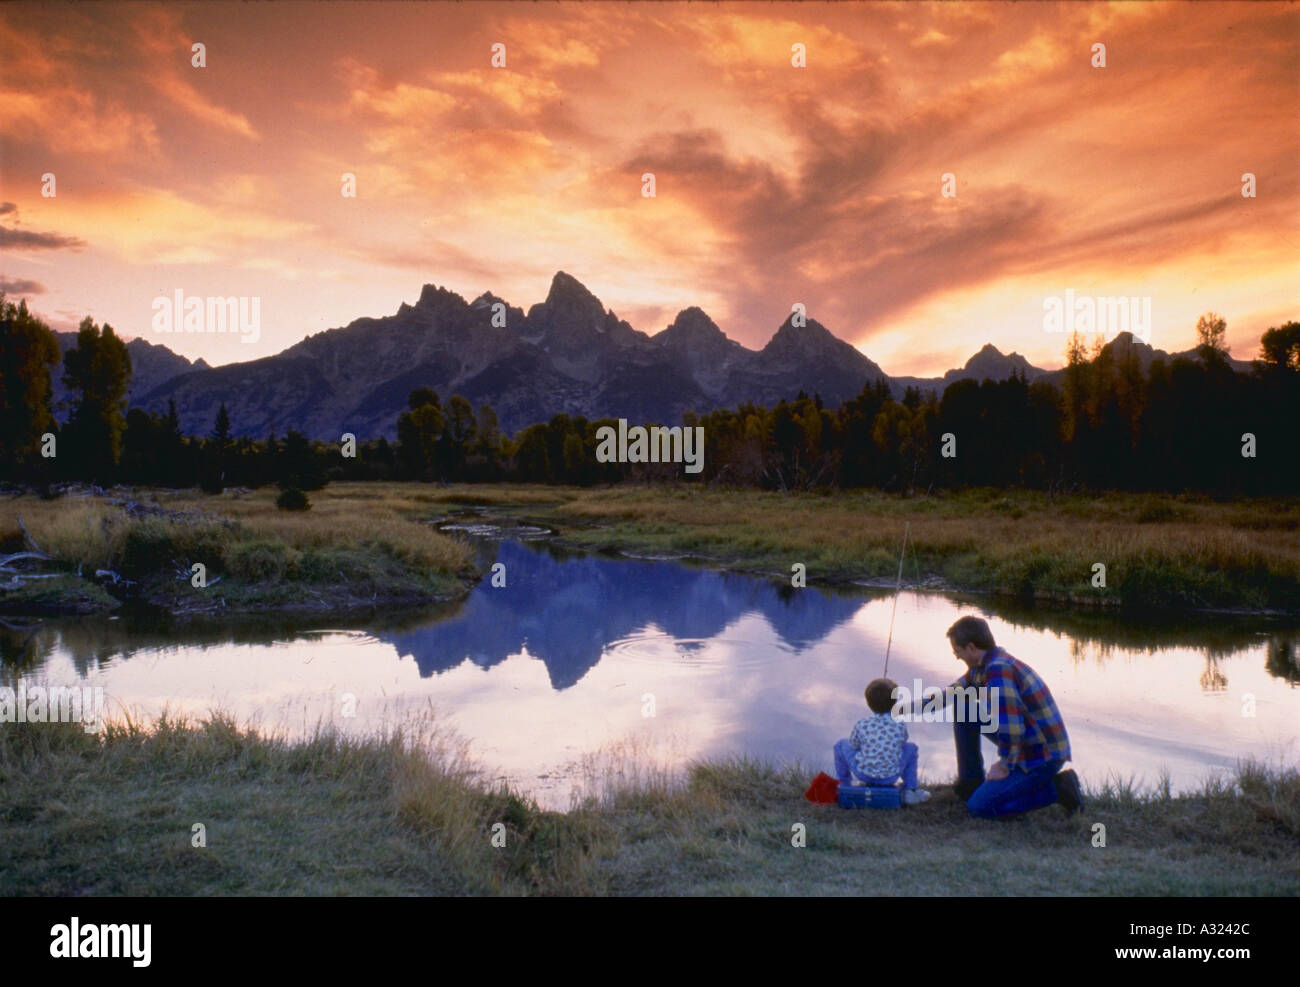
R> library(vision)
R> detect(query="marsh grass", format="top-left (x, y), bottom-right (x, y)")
top-left (6, 483), bottom-right (1294, 612)
top-left (0, 486), bottom-right (475, 613)
top-left (0, 710), bottom-right (600, 896)
top-left (446, 484), bottom-right (1299, 611)
top-left (1, 713), bottom-right (1294, 896)
top-left (587, 754), bottom-right (1299, 897)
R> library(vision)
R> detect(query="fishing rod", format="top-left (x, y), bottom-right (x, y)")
top-left (881, 521), bottom-right (909, 679)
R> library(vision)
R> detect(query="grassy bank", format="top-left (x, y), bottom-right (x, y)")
top-left (419, 484), bottom-right (1300, 613)
top-left (4, 482), bottom-right (1297, 615)
top-left (0, 486), bottom-right (475, 616)
top-left (1, 714), bottom-right (1295, 896)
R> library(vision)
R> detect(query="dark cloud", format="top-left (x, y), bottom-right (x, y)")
top-left (0, 277), bottom-right (46, 294)
top-left (0, 202), bottom-right (16, 216)
top-left (613, 117), bottom-right (1053, 342)
top-left (0, 226), bottom-right (84, 250)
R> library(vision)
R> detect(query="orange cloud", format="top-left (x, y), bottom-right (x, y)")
top-left (153, 76), bottom-right (260, 140)
top-left (0, 0), bottom-right (1292, 374)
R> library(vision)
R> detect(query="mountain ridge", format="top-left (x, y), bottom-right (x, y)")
top-left (56, 273), bottom-right (1254, 438)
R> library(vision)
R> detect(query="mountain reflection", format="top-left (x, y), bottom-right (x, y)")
top-left (378, 540), bottom-right (862, 688)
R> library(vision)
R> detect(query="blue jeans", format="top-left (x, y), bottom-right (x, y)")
top-left (834, 739), bottom-right (919, 788)
top-left (954, 716), bottom-right (1062, 818)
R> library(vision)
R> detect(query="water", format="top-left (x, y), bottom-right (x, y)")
top-left (3, 528), bottom-right (1297, 809)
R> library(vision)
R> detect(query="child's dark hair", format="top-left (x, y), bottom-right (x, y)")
top-left (865, 678), bottom-right (897, 714)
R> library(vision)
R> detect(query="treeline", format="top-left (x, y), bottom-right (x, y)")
top-left (0, 299), bottom-right (332, 495)
top-left (677, 316), bottom-right (1300, 496)
top-left (2, 292), bottom-right (1297, 496)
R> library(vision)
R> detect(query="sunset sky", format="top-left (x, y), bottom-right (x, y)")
top-left (2, 0), bottom-right (1297, 376)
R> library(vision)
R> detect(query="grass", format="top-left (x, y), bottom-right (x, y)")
top-left (430, 484), bottom-right (1300, 613)
top-left (5, 482), bottom-right (1296, 614)
top-left (0, 486), bottom-right (476, 615)
top-left (0, 711), bottom-right (599, 895)
top-left (1, 713), bottom-right (1295, 896)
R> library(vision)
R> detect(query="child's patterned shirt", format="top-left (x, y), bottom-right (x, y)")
top-left (849, 712), bottom-right (907, 779)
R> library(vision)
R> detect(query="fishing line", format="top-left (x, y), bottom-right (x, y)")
top-left (881, 521), bottom-right (909, 679)
top-left (910, 527), bottom-right (922, 609)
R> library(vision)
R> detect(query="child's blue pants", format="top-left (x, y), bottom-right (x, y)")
top-left (834, 739), bottom-right (919, 788)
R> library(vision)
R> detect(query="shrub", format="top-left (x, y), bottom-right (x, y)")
top-left (1136, 502), bottom-right (1178, 523)
top-left (223, 541), bottom-right (295, 581)
top-left (118, 519), bottom-right (229, 580)
top-left (276, 487), bottom-right (310, 511)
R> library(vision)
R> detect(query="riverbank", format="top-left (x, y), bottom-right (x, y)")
top-left (424, 483), bottom-right (1300, 613)
top-left (2, 714), bottom-right (1294, 896)
top-left (0, 487), bottom-right (475, 617)
top-left (4, 482), bottom-right (1297, 616)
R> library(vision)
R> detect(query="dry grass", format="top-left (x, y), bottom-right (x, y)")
top-left (4, 712), bottom-right (1292, 896)
top-left (443, 485), bottom-right (1299, 610)
top-left (0, 485), bottom-right (475, 612)
top-left (2, 486), bottom-right (473, 575)
top-left (0, 709), bottom-right (601, 896)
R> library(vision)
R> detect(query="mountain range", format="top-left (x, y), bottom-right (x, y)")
top-left (53, 272), bottom-right (1255, 439)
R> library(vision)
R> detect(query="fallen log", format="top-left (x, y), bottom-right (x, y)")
top-left (0, 551), bottom-right (52, 567)
top-left (16, 516), bottom-right (50, 557)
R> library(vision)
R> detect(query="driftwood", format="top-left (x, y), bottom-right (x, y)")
top-left (93, 568), bottom-right (135, 588)
top-left (0, 515), bottom-right (60, 592)
top-left (0, 551), bottom-right (51, 567)
top-left (16, 516), bottom-right (50, 557)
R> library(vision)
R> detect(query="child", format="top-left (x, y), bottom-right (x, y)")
top-left (834, 678), bottom-right (930, 805)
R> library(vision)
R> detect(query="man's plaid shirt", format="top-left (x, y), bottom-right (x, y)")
top-left (953, 646), bottom-right (1071, 770)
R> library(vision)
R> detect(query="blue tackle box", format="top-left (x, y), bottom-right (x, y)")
top-left (837, 782), bottom-right (902, 810)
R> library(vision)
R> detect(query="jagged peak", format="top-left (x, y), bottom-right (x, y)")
top-left (666, 306), bottom-right (722, 335)
top-left (770, 311), bottom-right (835, 342)
top-left (470, 291), bottom-right (506, 309)
top-left (1105, 330), bottom-right (1154, 351)
top-left (544, 271), bottom-right (604, 312)
top-left (963, 342), bottom-right (1034, 367)
top-left (415, 283), bottom-right (466, 311)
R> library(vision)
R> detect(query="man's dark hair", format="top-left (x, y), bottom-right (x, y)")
top-left (946, 615), bottom-right (996, 651)
top-left (865, 678), bottom-right (897, 714)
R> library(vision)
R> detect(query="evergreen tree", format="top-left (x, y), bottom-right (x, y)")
top-left (201, 403), bottom-right (233, 493)
top-left (276, 429), bottom-right (327, 491)
top-left (0, 293), bottom-right (61, 478)
top-left (211, 402), bottom-right (232, 446)
top-left (61, 317), bottom-right (131, 483)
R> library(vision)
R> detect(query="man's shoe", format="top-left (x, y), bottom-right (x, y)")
top-left (902, 788), bottom-right (931, 806)
top-left (1053, 769), bottom-right (1085, 814)
top-left (953, 778), bottom-right (982, 801)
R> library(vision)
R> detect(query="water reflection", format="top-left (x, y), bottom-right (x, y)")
top-left (2, 536), bottom-right (1297, 809)
top-left (379, 541), bottom-right (864, 688)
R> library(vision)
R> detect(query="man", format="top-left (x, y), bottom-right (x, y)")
top-left (943, 615), bottom-right (1083, 819)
